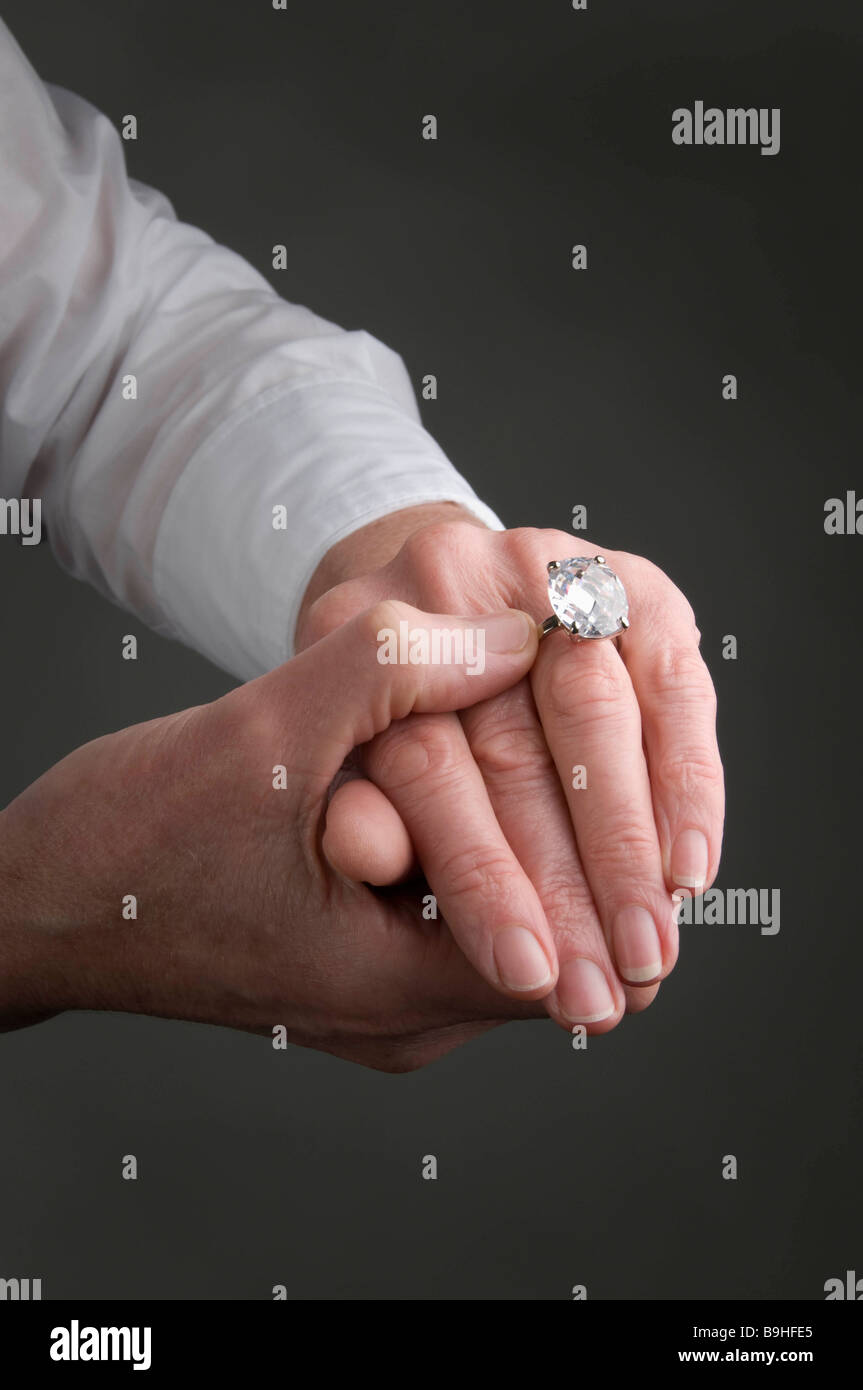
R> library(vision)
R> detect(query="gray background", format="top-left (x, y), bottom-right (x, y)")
top-left (0, 0), bottom-right (860, 1299)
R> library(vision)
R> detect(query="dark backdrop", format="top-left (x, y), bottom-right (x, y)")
top-left (0, 0), bottom-right (860, 1299)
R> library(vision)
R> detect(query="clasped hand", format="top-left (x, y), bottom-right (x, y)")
top-left (0, 520), bottom-right (723, 1071)
top-left (300, 518), bottom-right (725, 1040)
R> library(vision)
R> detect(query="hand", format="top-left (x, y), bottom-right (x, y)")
top-left (298, 508), bottom-right (724, 1033)
top-left (0, 601), bottom-right (548, 1070)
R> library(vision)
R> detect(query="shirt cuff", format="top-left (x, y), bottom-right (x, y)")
top-left (152, 377), bottom-right (505, 681)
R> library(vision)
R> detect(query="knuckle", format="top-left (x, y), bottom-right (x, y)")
top-left (626, 554), bottom-right (699, 628)
top-left (681, 595), bottom-right (699, 631)
top-left (672, 592), bottom-right (701, 639)
top-left (364, 597), bottom-right (414, 642)
top-left (440, 843), bottom-right (518, 901)
top-left (543, 651), bottom-right (629, 724)
top-left (655, 747), bottom-right (725, 796)
top-left (648, 646), bottom-right (716, 707)
top-left (401, 521), bottom-right (483, 604)
top-left (625, 551), bottom-right (672, 593)
top-left (504, 525), bottom-right (544, 570)
top-left (369, 717), bottom-right (460, 793)
top-left (507, 526), bottom-right (593, 589)
top-left (405, 518), bottom-right (479, 559)
top-left (588, 825), bottom-right (659, 873)
top-left (521, 525), bottom-right (581, 556)
top-left (303, 587), bottom-right (351, 644)
top-left (537, 874), bottom-right (598, 932)
top-left (469, 715), bottom-right (554, 781)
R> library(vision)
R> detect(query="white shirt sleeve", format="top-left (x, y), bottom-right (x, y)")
top-left (0, 18), bottom-right (503, 681)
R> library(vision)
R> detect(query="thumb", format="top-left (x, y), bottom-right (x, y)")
top-left (288, 600), bottom-right (537, 764)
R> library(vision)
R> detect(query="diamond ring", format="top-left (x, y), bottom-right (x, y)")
top-left (539, 556), bottom-right (630, 642)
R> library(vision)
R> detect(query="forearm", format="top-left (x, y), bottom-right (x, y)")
top-left (0, 804), bottom-right (79, 1030)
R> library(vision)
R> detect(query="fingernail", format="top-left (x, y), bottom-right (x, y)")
top-left (671, 828), bottom-right (709, 890)
top-left (484, 610), bottom-right (532, 653)
top-left (613, 906), bottom-right (663, 984)
top-left (493, 926), bottom-right (553, 991)
top-left (556, 958), bottom-right (616, 1024)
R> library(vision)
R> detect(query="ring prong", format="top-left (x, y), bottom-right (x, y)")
top-left (619, 616), bottom-right (630, 630)
top-left (547, 560), bottom-right (561, 572)
top-left (594, 555), bottom-right (606, 565)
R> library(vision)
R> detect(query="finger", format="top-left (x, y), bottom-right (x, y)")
top-left (360, 883), bottom-right (551, 1029)
top-left (459, 678), bottom-right (628, 1033)
top-left (617, 558), bottom-right (725, 893)
top-left (286, 601), bottom-right (538, 775)
top-left (283, 876), bottom-right (550, 1072)
top-left (531, 634), bottom-right (676, 988)
top-left (363, 710), bottom-right (558, 1000)
top-left (323, 778), bottom-right (417, 884)
top-left (330, 708), bottom-right (661, 1021)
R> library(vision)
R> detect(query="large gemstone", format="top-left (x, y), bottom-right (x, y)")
top-left (548, 557), bottom-right (629, 639)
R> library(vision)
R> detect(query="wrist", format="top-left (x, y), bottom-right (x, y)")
top-left (295, 500), bottom-right (487, 649)
top-left (0, 802), bottom-right (94, 1028)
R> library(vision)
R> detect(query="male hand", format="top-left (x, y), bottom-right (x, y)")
top-left (298, 507), bottom-right (724, 1033)
top-left (0, 602), bottom-right (549, 1070)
